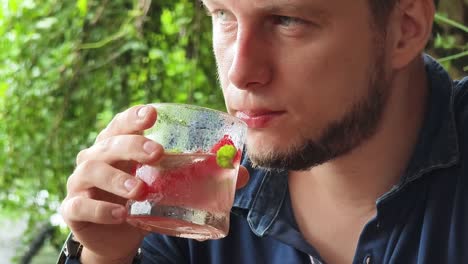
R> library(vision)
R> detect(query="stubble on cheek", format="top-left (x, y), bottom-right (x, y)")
top-left (245, 47), bottom-right (390, 171)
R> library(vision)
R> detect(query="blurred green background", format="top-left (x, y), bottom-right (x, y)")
top-left (0, 0), bottom-right (466, 263)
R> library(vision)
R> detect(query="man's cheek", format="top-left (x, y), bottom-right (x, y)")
top-left (221, 87), bottom-right (234, 104)
top-left (215, 60), bottom-right (232, 90)
top-left (215, 41), bottom-right (238, 91)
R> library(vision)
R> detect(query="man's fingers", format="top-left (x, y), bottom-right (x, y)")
top-left (67, 161), bottom-right (146, 199)
top-left (76, 135), bottom-right (164, 166)
top-left (236, 166), bottom-right (250, 189)
top-left (95, 105), bottom-right (157, 142)
top-left (61, 196), bottom-right (127, 225)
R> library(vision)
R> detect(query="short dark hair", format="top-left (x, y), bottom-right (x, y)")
top-left (368, 0), bottom-right (438, 28)
top-left (368, 0), bottom-right (399, 28)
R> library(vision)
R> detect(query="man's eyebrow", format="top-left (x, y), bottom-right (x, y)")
top-left (199, 0), bottom-right (217, 8)
top-left (256, 2), bottom-right (330, 19)
top-left (199, 0), bottom-right (331, 21)
top-left (198, 0), bottom-right (207, 9)
top-left (199, 0), bottom-right (217, 14)
top-left (199, 0), bottom-right (214, 16)
top-left (200, 0), bottom-right (329, 20)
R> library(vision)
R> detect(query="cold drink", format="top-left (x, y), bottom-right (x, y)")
top-left (125, 103), bottom-right (247, 239)
top-left (126, 152), bottom-right (239, 240)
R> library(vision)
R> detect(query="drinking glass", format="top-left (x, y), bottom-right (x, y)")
top-left (126, 103), bottom-right (247, 240)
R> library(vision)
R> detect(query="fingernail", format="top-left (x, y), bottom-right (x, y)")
top-left (137, 106), bottom-right (150, 119)
top-left (143, 141), bottom-right (159, 154)
top-left (124, 179), bottom-right (138, 191)
top-left (112, 207), bottom-right (125, 220)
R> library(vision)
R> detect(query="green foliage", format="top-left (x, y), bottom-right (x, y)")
top-left (0, 0), bottom-right (221, 260)
top-left (428, 1), bottom-right (468, 77)
top-left (0, 0), bottom-right (466, 262)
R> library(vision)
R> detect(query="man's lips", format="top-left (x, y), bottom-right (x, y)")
top-left (235, 110), bottom-right (285, 128)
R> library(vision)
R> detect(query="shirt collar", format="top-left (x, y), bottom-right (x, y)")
top-left (233, 53), bottom-right (460, 234)
top-left (380, 54), bottom-right (460, 200)
top-left (233, 159), bottom-right (289, 236)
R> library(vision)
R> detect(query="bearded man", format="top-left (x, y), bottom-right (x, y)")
top-left (59, 0), bottom-right (468, 263)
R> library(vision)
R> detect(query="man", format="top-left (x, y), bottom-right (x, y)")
top-left (59, 0), bottom-right (468, 263)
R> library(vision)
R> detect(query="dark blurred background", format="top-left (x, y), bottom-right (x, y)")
top-left (0, 0), bottom-right (466, 263)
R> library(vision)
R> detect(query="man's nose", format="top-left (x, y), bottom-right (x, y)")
top-left (227, 27), bottom-right (272, 90)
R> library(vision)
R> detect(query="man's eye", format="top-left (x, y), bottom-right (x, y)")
top-left (213, 10), bottom-right (235, 23)
top-left (274, 16), bottom-right (303, 27)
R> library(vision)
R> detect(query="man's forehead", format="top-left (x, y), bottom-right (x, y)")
top-left (202, 0), bottom-right (330, 8)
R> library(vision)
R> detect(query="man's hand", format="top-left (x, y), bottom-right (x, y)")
top-left (60, 105), bottom-right (161, 263)
top-left (60, 104), bottom-right (250, 263)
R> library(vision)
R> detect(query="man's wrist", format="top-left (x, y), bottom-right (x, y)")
top-left (80, 247), bottom-right (139, 264)
top-left (57, 232), bottom-right (142, 264)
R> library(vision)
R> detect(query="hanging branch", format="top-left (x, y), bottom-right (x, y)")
top-left (187, 1), bottom-right (203, 104)
top-left (135, 0), bottom-right (152, 34)
top-left (20, 223), bottom-right (55, 264)
top-left (434, 13), bottom-right (468, 33)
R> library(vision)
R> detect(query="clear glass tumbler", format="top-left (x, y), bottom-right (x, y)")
top-left (126, 103), bottom-right (247, 240)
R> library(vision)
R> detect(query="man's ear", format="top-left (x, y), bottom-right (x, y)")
top-left (388, 0), bottom-right (435, 69)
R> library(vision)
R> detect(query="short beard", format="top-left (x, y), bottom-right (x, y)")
top-left (248, 45), bottom-right (390, 171)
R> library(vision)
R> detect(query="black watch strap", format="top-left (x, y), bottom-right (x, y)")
top-left (133, 248), bottom-right (143, 264)
top-left (57, 233), bottom-right (83, 263)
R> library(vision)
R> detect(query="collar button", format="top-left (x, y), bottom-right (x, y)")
top-left (363, 255), bottom-right (372, 264)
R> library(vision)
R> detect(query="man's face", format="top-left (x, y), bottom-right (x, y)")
top-left (203, 0), bottom-right (391, 170)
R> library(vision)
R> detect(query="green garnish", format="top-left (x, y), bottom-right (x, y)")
top-left (216, 145), bottom-right (237, 168)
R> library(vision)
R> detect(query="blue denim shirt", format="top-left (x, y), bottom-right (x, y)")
top-left (138, 55), bottom-right (468, 264)
top-left (135, 55), bottom-right (468, 263)
top-left (63, 54), bottom-right (468, 264)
